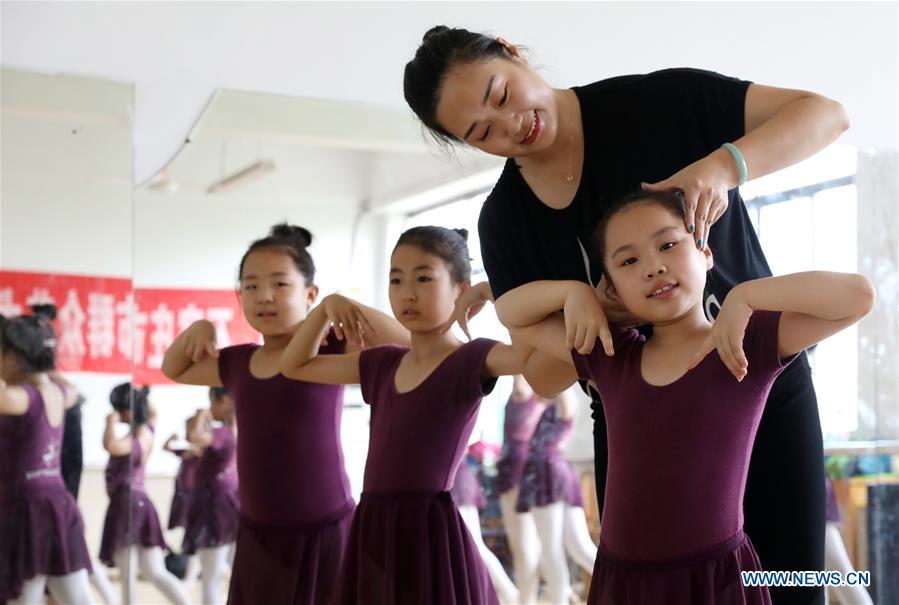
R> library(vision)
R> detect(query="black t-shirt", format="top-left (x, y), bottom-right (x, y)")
top-left (479, 67), bottom-right (808, 376)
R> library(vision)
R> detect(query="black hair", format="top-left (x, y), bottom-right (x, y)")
top-left (30, 304), bottom-right (58, 321)
top-left (238, 223), bottom-right (316, 285)
top-left (404, 25), bottom-right (514, 145)
top-left (394, 226), bottom-right (472, 284)
top-left (209, 386), bottom-right (230, 401)
top-left (109, 382), bottom-right (150, 426)
top-left (591, 189), bottom-right (688, 282)
top-left (0, 305), bottom-right (58, 372)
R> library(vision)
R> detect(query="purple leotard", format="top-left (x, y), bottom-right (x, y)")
top-left (182, 425), bottom-right (239, 554)
top-left (99, 424), bottom-right (168, 566)
top-left (572, 311), bottom-right (794, 605)
top-left (168, 455), bottom-right (200, 530)
top-left (516, 404), bottom-right (585, 511)
top-left (334, 338), bottom-right (500, 605)
top-left (494, 394), bottom-right (544, 494)
top-left (451, 458), bottom-right (487, 510)
top-left (218, 332), bottom-right (354, 605)
top-left (0, 382), bottom-right (92, 601)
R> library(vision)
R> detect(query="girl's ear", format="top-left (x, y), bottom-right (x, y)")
top-left (703, 246), bottom-right (714, 271)
top-left (306, 284), bottom-right (320, 308)
top-left (599, 275), bottom-right (620, 302)
top-left (605, 283), bottom-right (621, 302)
top-left (456, 278), bottom-right (472, 297)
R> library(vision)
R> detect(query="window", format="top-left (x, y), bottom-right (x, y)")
top-left (743, 144), bottom-right (859, 436)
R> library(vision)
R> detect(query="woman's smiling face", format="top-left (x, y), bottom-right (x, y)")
top-left (434, 54), bottom-right (561, 158)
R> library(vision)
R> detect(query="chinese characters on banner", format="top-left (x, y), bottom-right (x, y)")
top-left (0, 270), bottom-right (260, 384)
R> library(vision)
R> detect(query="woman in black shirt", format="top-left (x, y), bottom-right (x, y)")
top-left (404, 26), bottom-right (849, 605)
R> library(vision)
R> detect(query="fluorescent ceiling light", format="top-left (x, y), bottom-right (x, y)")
top-left (207, 160), bottom-right (276, 194)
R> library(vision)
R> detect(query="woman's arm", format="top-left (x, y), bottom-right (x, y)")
top-left (690, 271), bottom-right (875, 377)
top-left (161, 320), bottom-right (224, 386)
top-left (740, 85), bottom-right (850, 181)
top-left (279, 298), bottom-right (361, 384)
top-left (645, 84), bottom-right (849, 249)
top-left (523, 346), bottom-right (579, 397)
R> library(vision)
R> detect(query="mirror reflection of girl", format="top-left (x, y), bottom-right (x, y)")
top-left (494, 375), bottom-right (545, 603)
top-left (498, 190), bottom-right (875, 604)
top-left (405, 27), bottom-right (850, 604)
top-left (181, 387), bottom-right (239, 605)
top-left (0, 312), bottom-right (96, 604)
top-left (450, 446), bottom-right (519, 604)
top-left (279, 226), bottom-right (530, 604)
top-left (101, 383), bottom-right (191, 605)
top-left (161, 223), bottom-right (408, 605)
top-left (515, 387), bottom-right (597, 604)
top-left (163, 418), bottom-right (202, 590)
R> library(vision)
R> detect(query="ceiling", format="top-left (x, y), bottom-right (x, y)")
top-left (3, 1), bottom-right (896, 185)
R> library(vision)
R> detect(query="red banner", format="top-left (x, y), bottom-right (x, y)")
top-left (0, 270), bottom-right (260, 384)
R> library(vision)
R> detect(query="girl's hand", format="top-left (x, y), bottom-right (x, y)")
top-left (440, 282), bottom-right (491, 341)
top-left (642, 148), bottom-right (737, 251)
top-left (322, 294), bottom-right (377, 348)
top-left (184, 320), bottom-right (218, 362)
top-left (563, 283), bottom-right (614, 357)
top-left (688, 296), bottom-right (753, 381)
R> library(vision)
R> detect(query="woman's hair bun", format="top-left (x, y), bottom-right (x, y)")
top-left (269, 223), bottom-right (312, 248)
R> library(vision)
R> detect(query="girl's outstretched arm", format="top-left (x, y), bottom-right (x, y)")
top-left (690, 271), bottom-right (876, 379)
top-left (329, 298), bottom-right (410, 351)
top-left (279, 295), bottom-right (361, 385)
top-left (483, 341), bottom-right (530, 379)
top-left (162, 320), bottom-right (224, 387)
top-left (496, 281), bottom-right (613, 356)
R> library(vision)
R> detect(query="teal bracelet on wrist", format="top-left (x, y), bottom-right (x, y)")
top-left (721, 142), bottom-right (748, 186)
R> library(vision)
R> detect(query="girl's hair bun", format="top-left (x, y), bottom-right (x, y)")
top-left (269, 223), bottom-right (313, 248)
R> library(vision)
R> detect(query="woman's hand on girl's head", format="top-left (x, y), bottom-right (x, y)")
top-left (321, 294), bottom-right (377, 348)
top-left (642, 148), bottom-right (736, 252)
top-left (688, 296), bottom-right (753, 381)
top-left (184, 320), bottom-right (218, 362)
top-left (563, 283), bottom-right (614, 357)
top-left (440, 282), bottom-right (492, 340)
